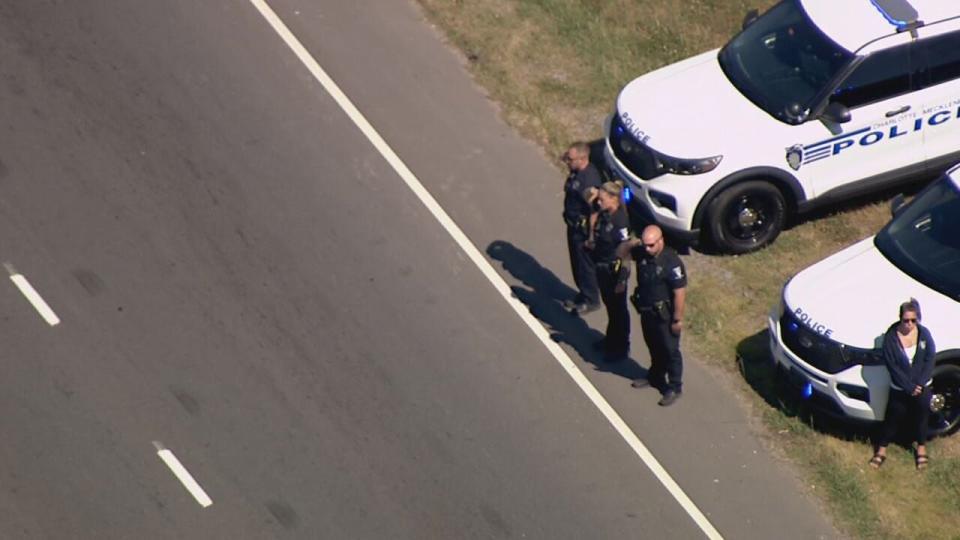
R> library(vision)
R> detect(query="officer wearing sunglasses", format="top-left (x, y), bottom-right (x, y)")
top-left (617, 224), bottom-right (687, 406)
top-left (870, 298), bottom-right (936, 470)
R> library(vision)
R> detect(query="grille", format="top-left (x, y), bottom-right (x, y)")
top-left (608, 115), bottom-right (663, 180)
top-left (779, 310), bottom-right (849, 374)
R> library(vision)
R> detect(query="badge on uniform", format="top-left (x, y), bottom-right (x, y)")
top-left (672, 266), bottom-right (684, 279)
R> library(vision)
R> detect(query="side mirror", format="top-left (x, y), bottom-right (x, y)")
top-left (821, 101), bottom-right (851, 124)
top-left (742, 9), bottom-right (760, 30)
top-left (890, 194), bottom-right (906, 216)
top-left (784, 102), bottom-right (808, 124)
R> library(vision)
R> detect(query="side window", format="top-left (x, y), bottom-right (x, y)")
top-left (916, 30), bottom-right (960, 89)
top-left (830, 45), bottom-right (912, 109)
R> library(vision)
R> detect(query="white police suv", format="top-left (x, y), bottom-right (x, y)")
top-left (605, 0), bottom-right (960, 253)
top-left (769, 163), bottom-right (960, 437)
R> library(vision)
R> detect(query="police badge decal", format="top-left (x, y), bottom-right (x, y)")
top-left (786, 144), bottom-right (804, 171)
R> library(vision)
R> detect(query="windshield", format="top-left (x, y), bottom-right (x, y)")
top-left (719, 0), bottom-right (853, 123)
top-left (875, 175), bottom-right (960, 300)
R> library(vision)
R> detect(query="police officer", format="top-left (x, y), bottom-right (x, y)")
top-left (618, 225), bottom-right (687, 406)
top-left (591, 181), bottom-right (632, 361)
top-left (560, 142), bottom-right (602, 315)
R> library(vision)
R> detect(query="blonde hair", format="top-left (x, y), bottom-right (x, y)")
top-left (600, 179), bottom-right (626, 202)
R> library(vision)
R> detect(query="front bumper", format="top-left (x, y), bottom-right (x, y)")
top-left (603, 116), bottom-right (702, 243)
top-left (624, 197), bottom-right (701, 245)
top-left (768, 310), bottom-right (883, 423)
top-left (605, 143), bottom-right (700, 244)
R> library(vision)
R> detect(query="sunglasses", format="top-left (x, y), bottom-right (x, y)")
top-left (901, 318), bottom-right (918, 324)
top-left (643, 237), bottom-right (662, 248)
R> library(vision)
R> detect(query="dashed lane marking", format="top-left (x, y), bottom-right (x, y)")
top-left (153, 441), bottom-right (213, 508)
top-left (4, 262), bottom-right (60, 326)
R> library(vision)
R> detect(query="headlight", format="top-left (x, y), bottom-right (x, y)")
top-left (657, 154), bottom-right (723, 175)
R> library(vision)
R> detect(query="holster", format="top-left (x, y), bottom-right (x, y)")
top-left (565, 215), bottom-right (588, 235)
top-left (630, 292), bottom-right (671, 323)
top-left (654, 300), bottom-right (672, 323)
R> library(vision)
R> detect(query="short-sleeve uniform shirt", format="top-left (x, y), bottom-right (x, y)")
top-left (633, 247), bottom-right (686, 307)
top-left (592, 206), bottom-right (630, 264)
top-left (563, 163), bottom-right (603, 223)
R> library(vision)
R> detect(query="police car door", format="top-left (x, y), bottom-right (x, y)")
top-left (913, 23), bottom-right (960, 168)
top-left (800, 35), bottom-right (924, 197)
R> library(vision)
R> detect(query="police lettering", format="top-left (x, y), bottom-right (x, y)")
top-left (794, 307), bottom-right (833, 338)
top-left (827, 104), bottom-right (960, 157)
top-left (620, 111), bottom-right (651, 144)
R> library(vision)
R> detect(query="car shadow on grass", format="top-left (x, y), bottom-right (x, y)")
top-left (486, 240), bottom-right (646, 382)
top-left (737, 329), bottom-right (877, 444)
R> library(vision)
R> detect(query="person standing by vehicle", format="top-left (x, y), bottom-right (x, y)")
top-left (870, 299), bottom-right (936, 470)
top-left (591, 181), bottom-right (632, 361)
top-left (560, 142), bottom-right (602, 315)
top-left (619, 225), bottom-right (687, 406)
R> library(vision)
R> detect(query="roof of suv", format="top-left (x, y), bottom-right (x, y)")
top-left (802, 0), bottom-right (960, 53)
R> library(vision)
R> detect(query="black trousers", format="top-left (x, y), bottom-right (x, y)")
top-left (879, 387), bottom-right (931, 447)
top-left (640, 312), bottom-right (683, 392)
top-left (597, 267), bottom-right (629, 357)
top-left (566, 226), bottom-right (599, 306)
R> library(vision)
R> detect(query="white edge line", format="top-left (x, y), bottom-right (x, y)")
top-left (154, 442), bottom-right (213, 508)
top-left (247, 2), bottom-right (722, 538)
top-left (5, 263), bottom-right (61, 326)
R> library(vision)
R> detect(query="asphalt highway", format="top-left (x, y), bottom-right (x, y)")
top-left (0, 1), bottom-right (837, 538)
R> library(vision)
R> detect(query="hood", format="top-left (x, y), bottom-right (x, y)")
top-left (783, 237), bottom-right (956, 348)
top-left (615, 50), bottom-right (770, 157)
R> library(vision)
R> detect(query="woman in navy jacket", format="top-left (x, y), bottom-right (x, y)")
top-left (870, 299), bottom-right (936, 470)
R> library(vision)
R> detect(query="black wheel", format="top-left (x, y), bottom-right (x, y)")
top-left (706, 181), bottom-right (786, 254)
top-left (929, 363), bottom-right (960, 437)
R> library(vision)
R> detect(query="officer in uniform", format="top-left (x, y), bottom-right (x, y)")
top-left (591, 181), bottom-right (632, 361)
top-left (560, 142), bottom-right (602, 315)
top-left (618, 225), bottom-right (687, 406)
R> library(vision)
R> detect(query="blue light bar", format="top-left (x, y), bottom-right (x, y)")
top-left (869, 0), bottom-right (918, 29)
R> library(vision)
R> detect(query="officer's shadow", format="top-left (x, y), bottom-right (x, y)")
top-left (487, 240), bottom-right (646, 381)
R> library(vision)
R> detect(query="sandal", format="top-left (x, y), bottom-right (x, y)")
top-left (915, 452), bottom-right (929, 471)
top-left (868, 454), bottom-right (886, 469)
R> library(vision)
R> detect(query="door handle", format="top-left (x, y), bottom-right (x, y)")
top-left (886, 105), bottom-right (911, 117)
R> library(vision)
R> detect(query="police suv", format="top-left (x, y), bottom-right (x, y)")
top-left (605, 0), bottom-right (960, 253)
top-left (769, 163), bottom-right (960, 437)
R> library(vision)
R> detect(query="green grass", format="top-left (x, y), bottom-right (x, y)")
top-left (416, 0), bottom-right (960, 537)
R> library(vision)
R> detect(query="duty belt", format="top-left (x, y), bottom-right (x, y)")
top-left (564, 215), bottom-right (588, 230)
top-left (595, 259), bottom-right (622, 273)
top-left (631, 294), bottom-right (668, 313)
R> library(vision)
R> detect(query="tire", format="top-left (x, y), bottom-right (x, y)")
top-left (706, 181), bottom-right (787, 254)
top-left (929, 362), bottom-right (960, 438)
